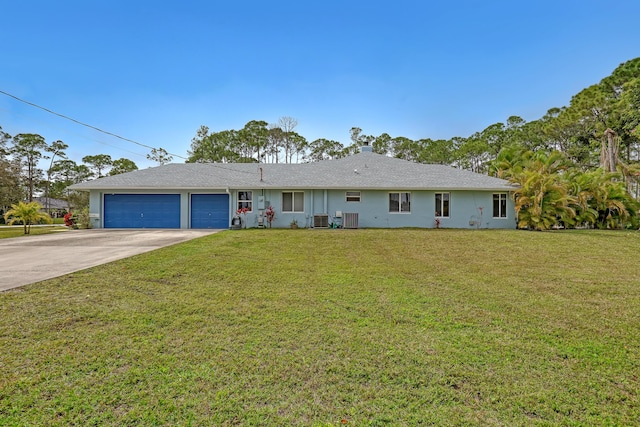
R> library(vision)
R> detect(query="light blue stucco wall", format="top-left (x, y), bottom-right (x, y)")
top-left (87, 188), bottom-right (517, 229)
top-left (238, 188), bottom-right (516, 229)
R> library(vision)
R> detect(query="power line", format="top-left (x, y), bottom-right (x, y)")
top-left (0, 105), bottom-right (149, 160)
top-left (0, 89), bottom-right (187, 160)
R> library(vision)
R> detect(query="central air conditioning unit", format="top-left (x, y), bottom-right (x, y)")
top-left (343, 212), bottom-right (358, 229)
top-left (313, 214), bottom-right (329, 228)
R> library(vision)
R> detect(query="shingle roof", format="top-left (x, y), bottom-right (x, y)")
top-left (69, 152), bottom-right (516, 191)
top-left (33, 197), bottom-right (68, 209)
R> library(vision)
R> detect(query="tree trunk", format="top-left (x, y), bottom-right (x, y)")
top-left (602, 128), bottom-right (618, 172)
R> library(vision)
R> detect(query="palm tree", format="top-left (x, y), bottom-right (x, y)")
top-left (569, 168), bottom-right (640, 229)
top-left (513, 169), bottom-right (575, 230)
top-left (567, 170), bottom-right (599, 227)
top-left (3, 201), bottom-right (52, 234)
top-left (489, 145), bottom-right (532, 179)
top-left (590, 173), bottom-right (638, 229)
top-left (503, 150), bottom-right (576, 230)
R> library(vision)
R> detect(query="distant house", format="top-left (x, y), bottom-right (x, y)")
top-left (33, 197), bottom-right (69, 218)
top-left (69, 147), bottom-right (517, 229)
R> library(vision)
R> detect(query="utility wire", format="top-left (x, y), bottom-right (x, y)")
top-left (0, 89), bottom-right (187, 160)
top-left (0, 105), bottom-right (149, 160)
top-left (2, 90), bottom-right (277, 176)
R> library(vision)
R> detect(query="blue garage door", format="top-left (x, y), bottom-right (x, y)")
top-left (191, 194), bottom-right (229, 229)
top-left (104, 194), bottom-right (181, 228)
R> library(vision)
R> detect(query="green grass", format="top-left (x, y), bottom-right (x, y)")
top-left (0, 225), bottom-right (69, 238)
top-left (1, 229), bottom-right (638, 425)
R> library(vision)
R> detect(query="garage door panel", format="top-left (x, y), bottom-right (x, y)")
top-left (191, 194), bottom-right (229, 229)
top-left (104, 194), bottom-right (180, 228)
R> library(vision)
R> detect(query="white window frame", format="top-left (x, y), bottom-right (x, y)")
top-left (389, 192), bottom-right (411, 213)
top-left (282, 191), bottom-right (304, 213)
top-left (435, 193), bottom-right (450, 218)
top-left (493, 193), bottom-right (507, 218)
top-left (237, 191), bottom-right (253, 212)
top-left (346, 191), bottom-right (361, 202)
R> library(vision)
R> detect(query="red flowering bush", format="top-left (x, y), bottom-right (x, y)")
top-left (265, 206), bottom-right (275, 227)
top-left (63, 212), bottom-right (76, 227)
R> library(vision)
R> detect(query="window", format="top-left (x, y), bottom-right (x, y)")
top-left (237, 191), bottom-right (252, 212)
top-left (493, 193), bottom-right (507, 218)
top-left (389, 192), bottom-right (411, 213)
top-left (346, 191), bottom-right (361, 202)
top-left (435, 193), bottom-right (450, 217)
top-left (282, 191), bottom-right (304, 212)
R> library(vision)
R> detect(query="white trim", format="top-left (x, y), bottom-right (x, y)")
top-left (388, 191), bottom-right (411, 214)
top-left (237, 190), bottom-right (253, 212)
top-left (435, 192), bottom-right (450, 218)
top-left (492, 193), bottom-right (508, 219)
top-left (282, 191), bottom-right (304, 213)
top-left (346, 190), bottom-right (361, 202)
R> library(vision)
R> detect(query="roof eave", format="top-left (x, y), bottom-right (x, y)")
top-left (69, 185), bottom-right (519, 191)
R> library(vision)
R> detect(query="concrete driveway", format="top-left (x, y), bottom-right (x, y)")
top-left (0, 229), bottom-right (221, 292)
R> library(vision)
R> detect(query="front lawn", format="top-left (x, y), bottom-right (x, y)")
top-left (0, 229), bottom-right (638, 425)
top-left (0, 225), bottom-right (68, 239)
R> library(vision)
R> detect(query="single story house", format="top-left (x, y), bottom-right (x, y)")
top-left (33, 197), bottom-right (70, 218)
top-left (69, 147), bottom-right (518, 229)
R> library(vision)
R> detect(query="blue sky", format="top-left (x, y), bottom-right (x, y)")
top-left (2, 1), bottom-right (639, 168)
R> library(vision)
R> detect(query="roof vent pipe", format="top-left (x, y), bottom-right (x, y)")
top-left (259, 167), bottom-right (263, 182)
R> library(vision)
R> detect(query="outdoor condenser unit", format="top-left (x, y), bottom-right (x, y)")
top-left (343, 212), bottom-right (358, 229)
top-left (313, 214), bottom-right (329, 228)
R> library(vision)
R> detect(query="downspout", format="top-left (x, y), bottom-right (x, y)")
top-left (310, 190), bottom-right (314, 227)
top-left (323, 189), bottom-right (327, 214)
top-left (226, 187), bottom-right (231, 227)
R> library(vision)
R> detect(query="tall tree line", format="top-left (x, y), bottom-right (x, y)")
top-left (0, 127), bottom-right (140, 216)
top-left (189, 58), bottom-right (639, 174)
top-left (188, 117), bottom-right (311, 164)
